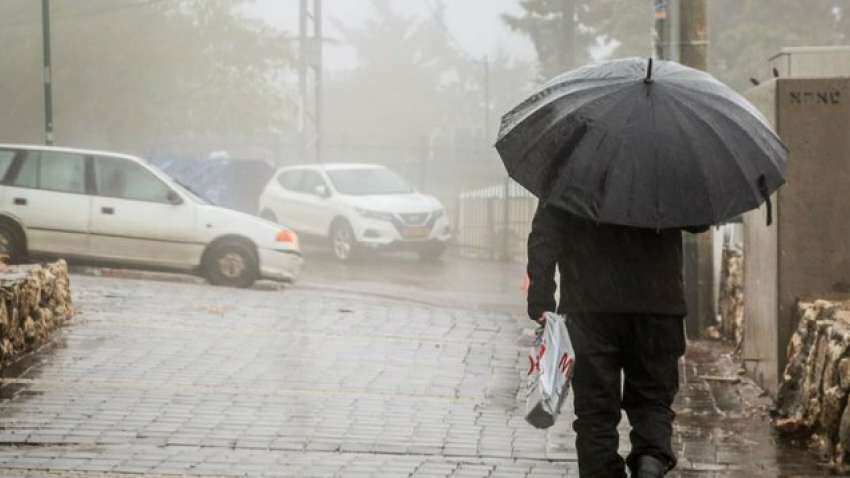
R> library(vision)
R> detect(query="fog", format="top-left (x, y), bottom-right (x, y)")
top-left (4, 2), bottom-right (850, 474)
top-left (0, 1), bottom-right (532, 207)
top-left (1, 1), bottom-right (847, 206)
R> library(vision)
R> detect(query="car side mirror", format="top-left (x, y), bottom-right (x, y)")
top-left (314, 184), bottom-right (330, 198)
top-left (167, 190), bottom-right (183, 205)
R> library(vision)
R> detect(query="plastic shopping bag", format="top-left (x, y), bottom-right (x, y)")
top-left (525, 312), bottom-right (575, 429)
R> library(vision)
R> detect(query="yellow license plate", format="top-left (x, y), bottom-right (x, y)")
top-left (403, 226), bottom-right (430, 239)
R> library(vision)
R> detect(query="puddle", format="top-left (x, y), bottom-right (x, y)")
top-left (0, 336), bottom-right (64, 400)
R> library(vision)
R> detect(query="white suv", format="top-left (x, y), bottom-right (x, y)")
top-left (0, 144), bottom-right (303, 287)
top-left (258, 163), bottom-right (451, 261)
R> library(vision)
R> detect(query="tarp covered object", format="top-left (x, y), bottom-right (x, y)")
top-left (150, 157), bottom-right (275, 215)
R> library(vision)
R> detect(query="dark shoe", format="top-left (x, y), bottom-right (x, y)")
top-left (633, 455), bottom-right (667, 478)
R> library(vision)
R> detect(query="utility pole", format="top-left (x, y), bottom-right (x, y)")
top-left (298, 0), bottom-right (323, 163)
top-left (654, 0), bottom-right (668, 60)
top-left (679, 0), bottom-right (708, 70)
top-left (41, 0), bottom-right (54, 145)
top-left (676, 0), bottom-right (711, 338)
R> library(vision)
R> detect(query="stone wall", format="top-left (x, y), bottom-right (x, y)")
top-left (0, 260), bottom-right (73, 367)
top-left (774, 299), bottom-right (850, 465)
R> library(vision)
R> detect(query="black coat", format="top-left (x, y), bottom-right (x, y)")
top-left (527, 204), bottom-right (691, 320)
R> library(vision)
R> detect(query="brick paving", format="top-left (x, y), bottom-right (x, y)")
top-left (0, 274), bottom-right (831, 477)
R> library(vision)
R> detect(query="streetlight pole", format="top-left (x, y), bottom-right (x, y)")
top-left (41, 0), bottom-right (54, 145)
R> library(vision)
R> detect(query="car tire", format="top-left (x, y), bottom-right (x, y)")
top-left (203, 241), bottom-right (258, 288)
top-left (330, 220), bottom-right (358, 262)
top-left (0, 223), bottom-right (25, 264)
top-left (260, 210), bottom-right (278, 224)
top-left (418, 243), bottom-right (447, 262)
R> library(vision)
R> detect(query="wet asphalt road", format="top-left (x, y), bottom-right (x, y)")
top-left (0, 247), bottom-right (832, 477)
top-left (297, 245), bottom-right (529, 316)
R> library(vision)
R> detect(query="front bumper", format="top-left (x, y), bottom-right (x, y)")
top-left (352, 215), bottom-right (452, 246)
top-left (258, 248), bottom-right (304, 282)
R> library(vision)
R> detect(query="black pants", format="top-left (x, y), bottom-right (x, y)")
top-left (565, 314), bottom-right (685, 478)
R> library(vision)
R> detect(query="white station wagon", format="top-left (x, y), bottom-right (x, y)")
top-left (0, 144), bottom-right (303, 287)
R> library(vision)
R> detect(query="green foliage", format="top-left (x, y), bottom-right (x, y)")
top-left (506, 0), bottom-right (850, 90)
top-left (325, 0), bottom-right (536, 156)
top-left (710, 0), bottom-right (850, 89)
top-left (503, 0), bottom-right (653, 79)
top-left (0, 0), bottom-right (294, 154)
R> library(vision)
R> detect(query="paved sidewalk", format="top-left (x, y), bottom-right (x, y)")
top-left (0, 275), bottom-right (829, 477)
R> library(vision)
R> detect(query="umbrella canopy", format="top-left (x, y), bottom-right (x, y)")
top-left (495, 57), bottom-right (787, 229)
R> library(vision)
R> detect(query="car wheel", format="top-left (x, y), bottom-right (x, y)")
top-left (203, 241), bottom-right (258, 288)
top-left (260, 210), bottom-right (278, 223)
top-left (330, 220), bottom-right (357, 262)
top-left (0, 223), bottom-right (25, 264)
top-left (418, 243), bottom-right (446, 262)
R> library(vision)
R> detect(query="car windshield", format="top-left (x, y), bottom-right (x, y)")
top-left (173, 179), bottom-right (211, 205)
top-left (143, 160), bottom-right (211, 205)
top-left (326, 168), bottom-right (414, 195)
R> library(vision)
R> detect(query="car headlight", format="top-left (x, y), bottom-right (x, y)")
top-left (275, 229), bottom-right (299, 248)
top-left (356, 208), bottom-right (395, 221)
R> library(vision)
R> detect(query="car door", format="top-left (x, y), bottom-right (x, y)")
top-left (0, 149), bottom-right (20, 212)
top-left (293, 170), bottom-right (334, 237)
top-left (88, 155), bottom-right (200, 269)
top-left (2, 149), bottom-right (91, 257)
top-left (267, 169), bottom-right (304, 231)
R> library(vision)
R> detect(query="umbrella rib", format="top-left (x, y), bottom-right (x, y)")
top-left (508, 84), bottom-right (639, 162)
top-left (547, 83), bottom-right (657, 225)
top-left (670, 92), bottom-right (770, 201)
top-left (669, 80), bottom-right (772, 122)
top-left (667, 83), bottom-right (787, 177)
top-left (667, 82), bottom-right (785, 148)
top-left (666, 98), bottom-right (721, 225)
top-left (668, 94), bottom-right (762, 220)
top-left (594, 88), bottom-right (647, 224)
top-left (498, 79), bottom-right (635, 141)
top-left (557, 85), bottom-right (650, 215)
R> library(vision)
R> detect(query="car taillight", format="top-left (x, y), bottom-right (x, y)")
top-left (276, 230), bottom-right (299, 247)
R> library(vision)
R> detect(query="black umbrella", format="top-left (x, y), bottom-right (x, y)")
top-left (495, 57), bottom-right (787, 229)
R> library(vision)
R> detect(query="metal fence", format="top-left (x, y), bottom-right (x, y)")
top-left (453, 179), bottom-right (537, 261)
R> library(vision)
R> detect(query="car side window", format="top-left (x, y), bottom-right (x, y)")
top-left (277, 170), bottom-right (303, 191)
top-left (0, 150), bottom-right (17, 183)
top-left (299, 171), bottom-right (326, 195)
top-left (40, 151), bottom-right (86, 194)
top-left (94, 157), bottom-right (173, 204)
top-left (12, 153), bottom-right (38, 188)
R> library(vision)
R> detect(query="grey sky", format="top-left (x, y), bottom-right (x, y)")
top-left (247, 0), bottom-right (536, 70)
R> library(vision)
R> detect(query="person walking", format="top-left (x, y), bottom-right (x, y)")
top-left (496, 57), bottom-right (787, 476)
top-left (527, 203), bottom-right (702, 477)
